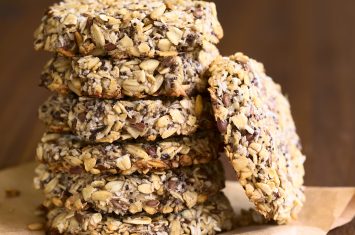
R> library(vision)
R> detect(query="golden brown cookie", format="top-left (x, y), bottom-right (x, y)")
top-left (208, 53), bottom-right (306, 224)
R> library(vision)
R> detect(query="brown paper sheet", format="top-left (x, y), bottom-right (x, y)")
top-left (0, 163), bottom-right (354, 235)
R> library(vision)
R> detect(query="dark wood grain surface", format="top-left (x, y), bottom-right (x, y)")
top-left (0, 0), bottom-right (354, 188)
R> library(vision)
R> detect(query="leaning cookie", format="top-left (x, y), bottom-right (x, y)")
top-left (34, 0), bottom-right (223, 58)
top-left (34, 161), bottom-right (225, 216)
top-left (46, 193), bottom-right (234, 235)
top-left (38, 94), bottom-right (212, 143)
top-left (208, 53), bottom-right (306, 224)
top-left (40, 44), bottom-right (219, 99)
top-left (36, 131), bottom-right (220, 175)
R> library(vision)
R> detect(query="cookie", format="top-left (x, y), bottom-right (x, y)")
top-left (40, 44), bottom-right (219, 99)
top-left (36, 131), bottom-right (220, 175)
top-left (34, 161), bottom-right (225, 216)
top-left (34, 0), bottom-right (223, 58)
top-left (45, 193), bottom-right (234, 235)
top-left (208, 53), bottom-right (306, 224)
top-left (39, 94), bottom-right (212, 143)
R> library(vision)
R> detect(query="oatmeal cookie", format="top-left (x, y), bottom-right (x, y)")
top-left (34, 0), bottom-right (223, 58)
top-left (208, 53), bottom-right (306, 224)
top-left (34, 161), bottom-right (225, 216)
top-left (45, 193), bottom-right (234, 235)
top-left (40, 44), bottom-right (219, 99)
top-left (39, 94), bottom-right (212, 142)
top-left (36, 132), bottom-right (220, 175)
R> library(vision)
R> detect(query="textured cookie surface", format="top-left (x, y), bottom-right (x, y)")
top-left (36, 132), bottom-right (220, 175)
top-left (38, 94), bottom-right (75, 133)
top-left (34, 161), bottom-right (225, 216)
top-left (46, 193), bottom-right (234, 235)
top-left (38, 94), bottom-right (212, 142)
top-left (41, 44), bottom-right (219, 99)
top-left (34, 0), bottom-right (223, 58)
top-left (208, 53), bottom-right (306, 224)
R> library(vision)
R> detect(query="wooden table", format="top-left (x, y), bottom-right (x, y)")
top-left (0, 0), bottom-right (354, 187)
top-left (0, 0), bottom-right (354, 233)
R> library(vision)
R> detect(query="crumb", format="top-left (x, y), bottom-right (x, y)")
top-left (5, 189), bottom-right (21, 198)
top-left (27, 222), bottom-right (44, 231)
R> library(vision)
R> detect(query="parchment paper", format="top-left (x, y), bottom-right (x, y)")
top-left (0, 163), bottom-right (354, 235)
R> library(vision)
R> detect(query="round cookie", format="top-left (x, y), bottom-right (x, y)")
top-left (38, 94), bottom-right (212, 143)
top-left (208, 53), bottom-right (306, 224)
top-left (36, 131), bottom-right (220, 175)
top-left (46, 193), bottom-right (234, 235)
top-left (34, 161), bottom-right (225, 216)
top-left (41, 44), bottom-right (219, 99)
top-left (34, 0), bottom-right (223, 58)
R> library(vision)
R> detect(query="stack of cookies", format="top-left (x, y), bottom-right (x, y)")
top-left (33, 0), bottom-right (235, 234)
